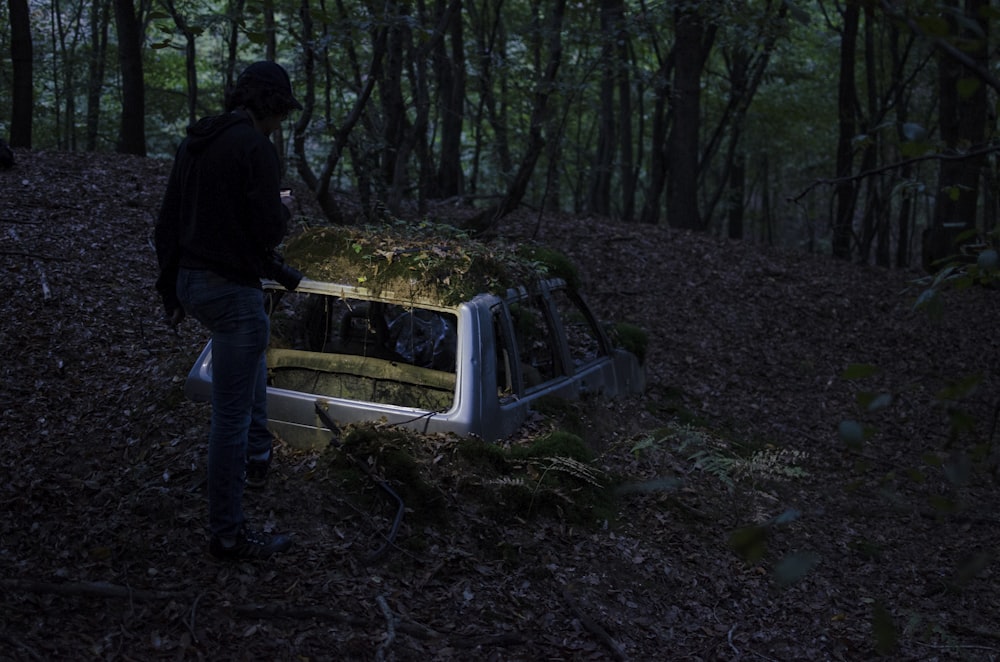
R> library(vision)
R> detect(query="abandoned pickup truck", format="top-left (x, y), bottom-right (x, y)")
top-left (184, 225), bottom-right (646, 448)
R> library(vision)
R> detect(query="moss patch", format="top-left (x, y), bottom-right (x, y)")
top-left (282, 223), bottom-right (581, 305)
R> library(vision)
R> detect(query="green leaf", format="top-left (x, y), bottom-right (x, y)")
top-left (900, 140), bottom-right (934, 158)
top-left (915, 15), bottom-right (950, 36)
top-left (838, 420), bottom-right (865, 448)
top-left (773, 551), bottom-right (820, 587)
top-left (872, 601), bottom-right (898, 655)
top-left (937, 374), bottom-right (983, 401)
top-left (841, 363), bottom-right (879, 380)
top-left (770, 508), bottom-right (801, 526)
top-left (942, 451), bottom-right (971, 486)
top-left (977, 249), bottom-right (999, 271)
top-left (929, 494), bottom-right (956, 513)
top-left (865, 393), bottom-right (893, 412)
top-left (854, 391), bottom-right (892, 411)
top-left (728, 525), bottom-right (768, 562)
top-left (901, 122), bottom-right (926, 141)
top-left (913, 288), bottom-right (937, 311)
top-left (957, 77), bottom-right (982, 100)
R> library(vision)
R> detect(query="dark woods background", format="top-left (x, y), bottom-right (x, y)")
top-left (2, 0), bottom-right (998, 266)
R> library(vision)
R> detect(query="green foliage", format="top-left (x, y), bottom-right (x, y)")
top-left (608, 322), bottom-right (649, 364)
top-left (872, 601), bottom-right (898, 656)
top-left (282, 223), bottom-right (583, 305)
top-left (319, 425), bottom-right (448, 524)
top-left (773, 551), bottom-right (821, 588)
top-left (456, 432), bottom-right (613, 524)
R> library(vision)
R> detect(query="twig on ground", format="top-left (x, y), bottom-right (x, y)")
top-left (375, 595), bottom-right (396, 662)
top-left (0, 634), bottom-right (46, 662)
top-left (562, 585), bottom-right (628, 661)
top-left (2, 578), bottom-right (189, 602)
top-left (728, 624), bottom-right (741, 659)
top-left (185, 591), bottom-right (206, 644)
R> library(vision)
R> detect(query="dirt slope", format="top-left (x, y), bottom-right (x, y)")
top-left (2, 150), bottom-right (999, 661)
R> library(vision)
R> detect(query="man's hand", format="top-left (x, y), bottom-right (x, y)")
top-left (280, 188), bottom-right (295, 213)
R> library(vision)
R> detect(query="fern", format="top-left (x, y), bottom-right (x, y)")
top-left (529, 456), bottom-right (605, 488)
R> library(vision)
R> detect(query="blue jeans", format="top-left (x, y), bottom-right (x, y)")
top-left (177, 268), bottom-right (272, 538)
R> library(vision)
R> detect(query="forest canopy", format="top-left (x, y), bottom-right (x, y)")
top-left (1, 0), bottom-right (998, 267)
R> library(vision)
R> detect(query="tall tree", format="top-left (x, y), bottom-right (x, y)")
top-left (467, 0), bottom-right (567, 234)
top-left (467, 0), bottom-right (513, 193)
top-left (9, 0), bottom-right (33, 148)
top-left (433, 0), bottom-right (466, 199)
top-left (161, 0), bottom-right (199, 126)
top-left (113, 0), bottom-right (146, 155)
top-left (665, 3), bottom-right (715, 230)
top-left (927, 0), bottom-right (989, 262)
top-left (588, 0), bottom-right (621, 217)
top-left (85, 0), bottom-right (112, 150)
top-left (832, 1), bottom-right (860, 259)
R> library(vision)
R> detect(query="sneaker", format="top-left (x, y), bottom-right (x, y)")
top-left (245, 451), bottom-right (272, 490)
top-left (209, 526), bottom-right (293, 560)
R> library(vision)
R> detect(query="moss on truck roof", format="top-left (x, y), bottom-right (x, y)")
top-left (282, 224), bottom-right (580, 305)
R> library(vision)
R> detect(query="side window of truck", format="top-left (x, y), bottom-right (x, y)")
top-left (549, 287), bottom-right (606, 369)
top-left (492, 305), bottom-right (517, 402)
top-left (508, 295), bottom-right (559, 389)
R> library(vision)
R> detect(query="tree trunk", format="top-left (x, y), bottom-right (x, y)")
top-left (588, 0), bottom-right (619, 216)
top-left (927, 0), bottom-right (988, 266)
top-left (85, 0), bottom-right (111, 150)
top-left (728, 150), bottom-right (745, 240)
top-left (639, 53), bottom-right (673, 225)
top-left (434, 0), bottom-right (466, 199)
top-left (465, 0), bottom-right (567, 235)
top-left (889, 16), bottom-right (914, 268)
top-left (224, 0), bottom-right (246, 89)
top-left (9, 0), bottom-right (34, 148)
top-left (832, 1), bottom-right (860, 260)
top-left (665, 5), bottom-right (712, 231)
top-left (163, 0), bottom-right (198, 126)
top-left (380, 2), bottom-right (408, 201)
top-left (113, 0), bottom-right (146, 155)
top-left (464, 0), bottom-right (514, 192)
top-left (614, 0), bottom-right (635, 223)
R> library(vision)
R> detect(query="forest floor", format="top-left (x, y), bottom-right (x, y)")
top-left (2, 150), bottom-right (1000, 661)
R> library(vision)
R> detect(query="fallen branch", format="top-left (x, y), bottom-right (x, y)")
top-left (375, 595), bottom-right (396, 662)
top-left (790, 144), bottom-right (1000, 204)
top-left (0, 250), bottom-right (69, 262)
top-left (562, 585), bottom-right (629, 661)
top-left (0, 633), bottom-right (46, 662)
top-left (5, 228), bottom-right (57, 300)
top-left (233, 602), bottom-right (523, 648)
top-left (4, 578), bottom-right (524, 650)
top-left (2, 578), bottom-right (189, 602)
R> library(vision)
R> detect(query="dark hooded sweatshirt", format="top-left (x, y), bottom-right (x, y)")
top-left (154, 111), bottom-right (290, 314)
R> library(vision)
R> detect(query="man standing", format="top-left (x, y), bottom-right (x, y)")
top-left (155, 61), bottom-right (303, 560)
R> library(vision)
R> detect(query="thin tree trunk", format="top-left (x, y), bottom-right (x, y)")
top-left (434, 0), bottom-right (465, 199)
top-left (665, 5), bottom-right (713, 230)
top-left (85, 0), bottom-right (111, 150)
top-left (466, 0), bottom-right (567, 235)
top-left (615, 3), bottom-right (635, 224)
top-left (928, 0), bottom-right (988, 261)
top-left (832, 1), bottom-right (860, 260)
top-left (588, 0), bottom-right (619, 216)
top-left (163, 0), bottom-right (198, 125)
top-left (638, 53), bottom-right (672, 225)
top-left (113, 0), bottom-right (146, 155)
